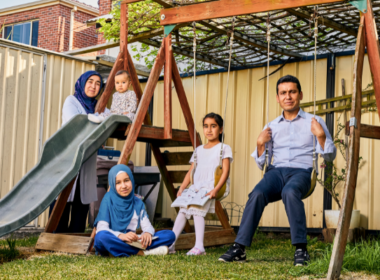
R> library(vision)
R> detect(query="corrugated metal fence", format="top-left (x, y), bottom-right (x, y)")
top-left (128, 55), bottom-right (380, 230)
top-left (0, 39), bottom-right (95, 227)
top-left (1, 39), bottom-right (379, 230)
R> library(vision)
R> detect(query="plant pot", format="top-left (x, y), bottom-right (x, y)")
top-left (324, 209), bottom-right (360, 229)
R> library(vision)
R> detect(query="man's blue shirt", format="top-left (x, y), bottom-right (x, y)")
top-left (252, 108), bottom-right (336, 173)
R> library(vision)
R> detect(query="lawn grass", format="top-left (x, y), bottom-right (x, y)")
top-left (0, 233), bottom-right (379, 279)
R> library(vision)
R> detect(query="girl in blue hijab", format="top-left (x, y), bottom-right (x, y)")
top-left (94, 164), bottom-right (175, 257)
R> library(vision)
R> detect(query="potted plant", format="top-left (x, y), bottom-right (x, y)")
top-left (317, 122), bottom-right (363, 229)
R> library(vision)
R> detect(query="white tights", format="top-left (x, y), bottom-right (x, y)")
top-left (169, 212), bottom-right (205, 252)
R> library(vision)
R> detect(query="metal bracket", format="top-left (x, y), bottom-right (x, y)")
top-left (349, 0), bottom-right (367, 13)
top-left (164, 24), bottom-right (176, 37)
top-left (349, 117), bottom-right (358, 128)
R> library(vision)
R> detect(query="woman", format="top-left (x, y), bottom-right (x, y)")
top-left (50, 70), bottom-right (107, 233)
top-left (94, 164), bottom-right (175, 257)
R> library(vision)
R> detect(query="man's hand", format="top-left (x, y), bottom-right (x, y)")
top-left (311, 118), bottom-right (326, 150)
top-left (257, 127), bottom-right (272, 157)
top-left (311, 118), bottom-right (325, 137)
top-left (139, 232), bottom-right (152, 248)
top-left (257, 127), bottom-right (272, 146)
top-left (118, 232), bottom-right (139, 243)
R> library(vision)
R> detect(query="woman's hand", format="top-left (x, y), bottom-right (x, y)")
top-left (118, 232), bottom-right (139, 243)
top-left (123, 112), bottom-right (130, 115)
top-left (139, 232), bottom-right (152, 248)
top-left (205, 189), bottom-right (218, 199)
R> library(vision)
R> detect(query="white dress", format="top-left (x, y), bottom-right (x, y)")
top-left (179, 143), bottom-right (233, 219)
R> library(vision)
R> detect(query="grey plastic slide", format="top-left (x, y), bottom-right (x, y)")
top-left (0, 114), bottom-right (131, 237)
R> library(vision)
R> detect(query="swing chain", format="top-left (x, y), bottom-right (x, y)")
top-left (312, 7), bottom-right (318, 170)
top-left (219, 16), bottom-right (235, 166)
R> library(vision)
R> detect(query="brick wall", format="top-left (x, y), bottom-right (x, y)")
top-left (0, 4), bottom-right (98, 52)
top-left (97, 0), bottom-right (112, 54)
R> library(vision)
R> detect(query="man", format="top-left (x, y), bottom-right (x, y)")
top-left (218, 75), bottom-right (336, 266)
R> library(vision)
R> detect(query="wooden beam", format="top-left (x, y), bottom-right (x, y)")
top-left (327, 14), bottom-right (365, 280)
top-left (44, 178), bottom-right (76, 233)
top-left (215, 201), bottom-right (232, 229)
top-left (142, 39), bottom-right (229, 68)
top-left (160, 0), bottom-right (344, 25)
top-left (95, 51), bottom-right (124, 113)
top-left (364, 0), bottom-right (380, 120)
top-left (345, 122), bottom-right (380, 140)
top-left (161, 152), bottom-right (193, 165)
top-left (138, 125), bottom-right (191, 142)
top-left (172, 52), bottom-right (202, 148)
top-left (175, 228), bottom-right (236, 250)
top-left (120, 3), bottom-right (129, 70)
top-left (118, 43), bottom-right (166, 164)
top-left (36, 233), bottom-right (92, 255)
top-left (164, 35), bottom-right (173, 139)
top-left (200, 21), bottom-right (303, 58)
top-left (286, 8), bottom-right (357, 37)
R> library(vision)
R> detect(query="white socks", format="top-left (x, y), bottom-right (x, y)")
top-left (169, 213), bottom-right (206, 253)
top-left (169, 212), bottom-right (187, 252)
top-left (193, 215), bottom-right (205, 252)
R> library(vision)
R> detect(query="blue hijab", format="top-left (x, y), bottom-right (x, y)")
top-left (94, 165), bottom-right (145, 233)
top-left (74, 70), bottom-right (103, 114)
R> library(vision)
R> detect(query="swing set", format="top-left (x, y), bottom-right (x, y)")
top-left (42, 0), bottom-right (380, 279)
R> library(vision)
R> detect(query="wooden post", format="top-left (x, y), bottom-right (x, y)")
top-left (164, 34), bottom-right (173, 139)
top-left (327, 14), bottom-right (365, 280)
top-left (118, 43), bottom-right (166, 165)
top-left (120, 3), bottom-right (129, 70)
top-left (363, 0), bottom-right (380, 120)
top-left (44, 178), bottom-right (76, 233)
top-left (172, 53), bottom-right (201, 148)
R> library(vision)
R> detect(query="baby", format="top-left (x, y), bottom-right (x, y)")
top-left (88, 70), bottom-right (138, 123)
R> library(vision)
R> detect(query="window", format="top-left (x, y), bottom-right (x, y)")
top-left (2, 20), bottom-right (39, 47)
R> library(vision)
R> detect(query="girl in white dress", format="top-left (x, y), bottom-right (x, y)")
top-left (169, 113), bottom-right (233, 255)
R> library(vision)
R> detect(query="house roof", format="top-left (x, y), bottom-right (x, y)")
top-left (0, 0), bottom-right (99, 17)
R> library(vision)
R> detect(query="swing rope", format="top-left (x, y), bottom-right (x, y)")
top-left (219, 17), bottom-right (235, 166)
top-left (192, 22), bottom-right (197, 169)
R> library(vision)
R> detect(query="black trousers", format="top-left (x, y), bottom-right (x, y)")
top-left (49, 175), bottom-right (89, 233)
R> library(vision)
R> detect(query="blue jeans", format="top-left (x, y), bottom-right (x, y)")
top-left (235, 166), bottom-right (312, 246)
top-left (94, 230), bottom-right (176, 257)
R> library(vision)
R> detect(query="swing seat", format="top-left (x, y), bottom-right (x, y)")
top-left (214, 165), bottom-right (229, 200)
top-left (303, 168), bottom-right (317, 199)
top-left (189, 165), bottom-right (229, 201)
top-left (264, 164), bottom-right (317, 200)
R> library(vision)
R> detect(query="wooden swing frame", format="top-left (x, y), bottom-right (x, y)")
top-left (155, 0), bottom-right (380, 279)
top-left (39, 0), bottom-right (380, 278)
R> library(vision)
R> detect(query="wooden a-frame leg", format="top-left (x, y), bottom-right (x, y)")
top-left (364, 0), bottom-right (380, 120)
top-left (164, 35), bottom-right (173, 139)
top-left (44, 177), bottom-right (76, 233)
top-left (172, 53), bottom-right (201, 148)
top-left (118, 42), bottom-right (166, 164)
top-left (326, 14), bottom-right (365, 280)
